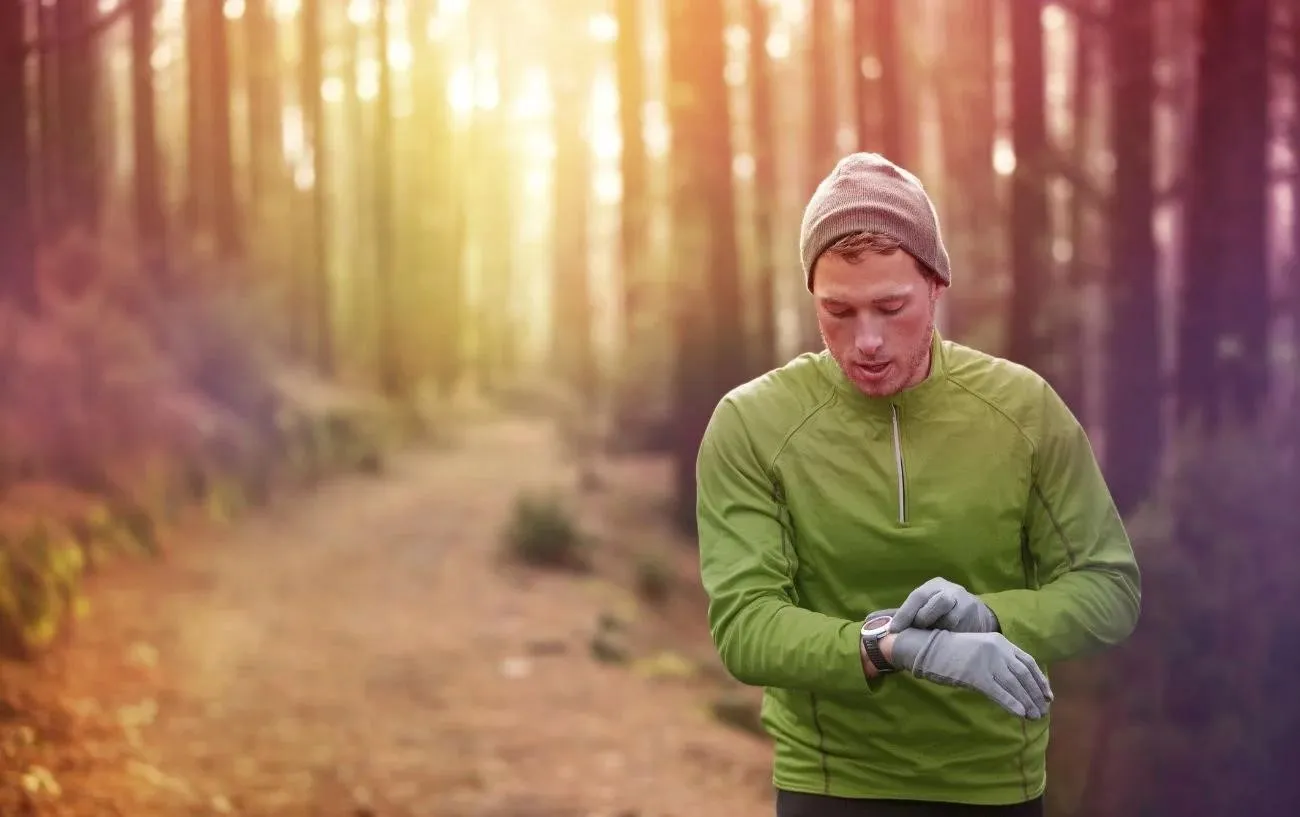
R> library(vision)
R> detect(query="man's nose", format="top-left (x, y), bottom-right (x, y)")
top-left (855, 326), bottom-right (884, 357)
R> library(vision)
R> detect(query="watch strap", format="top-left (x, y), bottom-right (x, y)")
top-left (863, 634), bottom-right (894, 674)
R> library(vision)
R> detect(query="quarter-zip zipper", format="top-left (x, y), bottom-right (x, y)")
top-left (889, 404), bottom-right (908, 525)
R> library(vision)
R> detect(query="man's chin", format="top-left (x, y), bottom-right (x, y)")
top-left (846, 362), bottom-right (900, 397)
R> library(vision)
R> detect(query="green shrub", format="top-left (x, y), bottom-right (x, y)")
top-left (633, 550), bottom-right (673, 605)
top-left (501, 491), bottom-right (590, 571)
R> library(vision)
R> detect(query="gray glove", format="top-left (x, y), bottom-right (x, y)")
top-left (891, 629), bottom-right (1053, 719)
top-left (890, 577), bottom-right (999, 633)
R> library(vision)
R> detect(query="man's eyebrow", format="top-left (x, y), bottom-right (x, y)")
top-left (818, 294), bottom-right (853, 306)
top-left (871, 289), bottom-right (912, 303)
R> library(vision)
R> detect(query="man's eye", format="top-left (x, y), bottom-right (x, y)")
top-left (880, 305), bottom-right (903, 316)
top-left (827, 308), bottom-right (852, 319)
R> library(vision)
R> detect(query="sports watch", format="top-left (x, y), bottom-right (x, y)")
top-left (860, 613), bottom-right (895, 674)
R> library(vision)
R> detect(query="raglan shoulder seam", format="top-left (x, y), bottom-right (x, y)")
top-left (945, 372), bottom-right (1041, 465)
top-left (767, 388), bottom-right (838, 474)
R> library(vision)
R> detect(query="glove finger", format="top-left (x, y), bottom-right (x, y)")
top-left (913, 592), bottom-right (956, 629)
top-left (891, 589), bottom-right (934, 631)
top-left (991, 667), bottom-right (1041, 720)
top-left (894, 595), bottom-right (925, 634)
top-left (1013, 648), bottom-right (1054, 703)
top-left (979, 672), bottom-right (1028, 718)
top-left (1005, 658), bottom-right (1050, 716)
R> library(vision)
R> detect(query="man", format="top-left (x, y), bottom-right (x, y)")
top-left (695, 153), bottom-right (1141, 816)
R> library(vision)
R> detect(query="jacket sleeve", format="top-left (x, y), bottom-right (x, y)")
top-left (979, 383), bottom-right (1142, 667)
top-left (696, 396), bottom-right (871, 694)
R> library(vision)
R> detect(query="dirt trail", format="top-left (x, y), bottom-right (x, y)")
top-left (3, 417), bottom-right (775, 817)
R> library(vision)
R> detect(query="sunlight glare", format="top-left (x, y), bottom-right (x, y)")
top-left (150, 44), bottom-right (174, 72)
top-left (389, 39), bottom-right (414, 72)
top-left (160, 0), bottom-right (184, 27)
top-left (643, 100), bottom-right (669, 158)
top-left (513, 66), bottom-right (552, 119)
top-left (733, 153), bottom-right (755, 180)
top-left (321, 77), bottom-right (346, 104)
top-left (439, 0), bottom-right (467, 16)
top-left (357, 60), bottom-right (380, 101)
top-left (475, 76), bottom-right (501, 111)
top-left (448, 65), bottom-right (475, 115)
top-left (725, 24), bottom-right (750, 52)
top-left (776, 0), bottom-right (804, 24)
top-left (272, 0), bottom-right (299, 20)
top-left (527, 132), bottom-right (556, 160)
top-left (1053, 237), bottom-right (1072, 264)
top-left (525, 167), bottom-right (549, 197)
top-left (592, 129), bottom-right (622, 161)
top-left (294, 156), bottom-right (315, 191)
top-left (588, 13), bottom-right (618, 43)
top-left (97, 0), bottom-right (119, 12)
top-left (766, 28), bottom-right (791, 60)
top-left (1042, 4), bottom-right (1066, 31)
top-left (725, 61), bottom-right (746, 88)
top-left (993, 138), bottom-right (1016, 176)
top-left (859, 55), bottom-right (882, 81)
top-left (282, 106), bottom-right (305, 161)
top-left (223, 0), bottom-right (245, 20)
top-left (428, 15), bottom-right (450, 41)
top-left (590, 72), bottom-right (619, 119)
top-left (594, 169), bottom-right (622, 204)
top-left (348, 0), bottom-right (375, 25)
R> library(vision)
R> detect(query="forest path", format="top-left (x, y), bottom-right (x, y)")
top-left (2, 416), bottom-right (774, 817)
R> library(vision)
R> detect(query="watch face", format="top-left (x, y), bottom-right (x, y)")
top-left (863, 614), bottom-right (893, 632)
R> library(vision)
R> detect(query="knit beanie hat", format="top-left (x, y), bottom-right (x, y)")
top-left (799, 152), bottom-right (951, 291)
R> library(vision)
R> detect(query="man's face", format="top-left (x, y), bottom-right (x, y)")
top-left (813, 249), bottom-right (941, 398)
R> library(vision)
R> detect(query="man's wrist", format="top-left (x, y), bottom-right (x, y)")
top-left (860, 633), bottom-right (898, 679)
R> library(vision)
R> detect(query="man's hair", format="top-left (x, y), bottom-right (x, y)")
top-left (822, 231), bottom-right (941, 288)
top-left (823, 231), bottom-right (905, 262)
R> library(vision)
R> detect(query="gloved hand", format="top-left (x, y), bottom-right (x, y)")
top-left (890, 577), bottom-right (999, 633)
top-left (890, 629), bottom-right (1053, 719)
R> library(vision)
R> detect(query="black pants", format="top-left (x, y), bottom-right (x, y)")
top-left (776, 790), bottom-right (1044, 817)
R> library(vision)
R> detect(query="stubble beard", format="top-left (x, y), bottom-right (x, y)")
top-left (823, 312), bottom-right (935, 399)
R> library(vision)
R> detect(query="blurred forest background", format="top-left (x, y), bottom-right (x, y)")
top-left (1, 0), bottom-right (1298, 815)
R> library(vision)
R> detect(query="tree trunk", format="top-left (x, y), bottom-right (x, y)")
top-left (666, 0), bottom-right (744, 533)
top-left (209, 0), bottom-right (240, 259)
top-left (466, 0), bottom-right (514, 395)
top-left (34, 1), bottom-right (59, 239)
top-left (374, 0), bottom-right (400, 395)
top-left (1176, 0), bottom-right (1270, 428)
top-left (1292, 0), bottom-right (1300, 423)
top-left (184, 0), bottom-right (210, 232)
top-left (853, 0), bottom-right (903, 162)
top-left (1103, 0), bottom-right (1160, 516)
top-left (807, 0), bottom-right (837, 188)
top-left (244, 0), bottom-right (283, 210)
top-left (56, 0), bottom-right (100, 233)
top-left (1078, 6), bottom-right (1161, 811)
top-left (0, 1), bottom-right (38, 311)
top-left (411, 2), bottom-right (462, 399)
top-left (798, 0), bottom-right (837, 353)
top-left (551, 10), bottom-right (596, 404)
top-left (935, 0), bottom-right (997, 343)
top-left (300, 0), bottom-right (332, 374)
top-left (1006, 0), bottom-right (1055, 381)
top-left (748, 0), bottom-right (777, 373)
top-left (131, 0), bottom-right (167, 278)
top-left (615, 0), bottom-right (648, 367)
